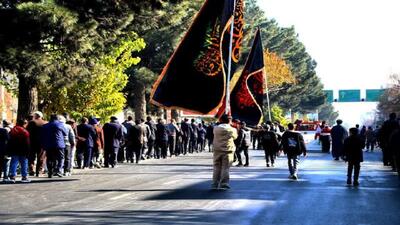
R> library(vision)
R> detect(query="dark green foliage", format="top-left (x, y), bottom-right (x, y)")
top-left (243, 0), bottom-right (325, 113)
top-left (318, 103), bottom-right (339, 125)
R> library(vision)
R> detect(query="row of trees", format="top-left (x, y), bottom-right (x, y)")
top-left (0, 0), bottom-right (336, 123)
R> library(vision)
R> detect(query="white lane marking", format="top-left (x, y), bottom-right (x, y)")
top-left (109, 193), bottom-right (132, 200)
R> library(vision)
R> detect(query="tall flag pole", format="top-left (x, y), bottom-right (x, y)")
top-left (225, 0), bottom-right (236, 115)
top-left (265, 67), bottom-right (272, 122)
top-left (150, 0), bottom-right (244, 115)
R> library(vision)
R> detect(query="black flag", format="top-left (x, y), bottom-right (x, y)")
top-left (223, 29), bottom-right (265, 126)
top-left (150, 0), bottom-right (244, 114)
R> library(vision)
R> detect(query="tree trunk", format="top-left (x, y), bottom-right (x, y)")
top-left (134, 81), bottom-right (147, 121)
top-left (17, 76), bottom-right (38, 121)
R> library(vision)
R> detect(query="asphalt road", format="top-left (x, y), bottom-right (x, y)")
top-left (0, 147), bottom-right (399, 225)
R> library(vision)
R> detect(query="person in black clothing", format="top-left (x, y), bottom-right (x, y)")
top-left (102, 116), bottom-right (124, 168)
top-left (27, 111), bottom-right (47, 177)
top-left (343, 128), bottom-right (365, 186)
top-left (145, 116), bottom-right (157, 159)
top-left (281, 123), bottom-right (307, 180)
top-left (76, 117), bottom-right (97, 169)
top-left (235, 122), bottom-right (251, 167)
top-left (331, 119), bottom-right (348, 160)
top-left (155, 119), bottom-right (168, 159)
top-left (189, 119), bottom-right (198, 153)
top-left (180, 118), bottom-right (191, 155)
top-left (260, 124), bottom-right (280, 167)
top-left (388, 119), bottom-right (400, 178)
top-left (206, 123), bottom-right (214, 152)
top-left (379, 113), bottom-right (399, 169)
top-left (197, 123), bottom-right (207, 152)
top-left (0, 120), bottom-right (11, 182)
top-left (126, 120), bottom-right (145, 164)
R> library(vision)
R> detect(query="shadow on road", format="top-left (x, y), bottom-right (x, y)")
top-left (0, 209), bottom-right (237, 225)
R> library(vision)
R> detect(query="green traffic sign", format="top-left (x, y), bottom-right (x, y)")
top-left (339, 89), bottom-right (360, 102)
top-left (366, 89), bottom-right (385, 102)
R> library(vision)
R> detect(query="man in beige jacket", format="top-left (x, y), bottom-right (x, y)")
top-left (212, 114), bottom-right (238, 190)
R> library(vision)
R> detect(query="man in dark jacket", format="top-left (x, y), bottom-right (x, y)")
top-left (27, 111), bottom-right (47, 177)
top-left (331, 119), bottom-right (348, 160)
top-left (103, 116), bottom-right (124, 168)
top-left (379, 113), bottom-right (399, 168)
top-left (180, 118), bottom-right (191, 155)
top-left (145, 116), bottom-right (157, 159)
top-left (206, 123), bottom-right (214, 152)
top-left (388, 119), bottom-right (400, 178)
top-left (126, 120), bottom-right (145, 164)
top-left (281, 123), bottom-right (307, 180)
top-left (155, 119), bottom-right (168, 159)
top-left (76, 117), bottom-right (97, 169)
top-left (0, 120), bottom-right (11, 182)
top-left (189, 119), bottom-right (198, 153)
top-left (344, 128), bottom-right (365, 186)
top-left (42, 114), bottom-right (68, 177)
top-left (235, 122), bottom-right (251, 167)
top-left (261, 124), bottom-right (280, 167)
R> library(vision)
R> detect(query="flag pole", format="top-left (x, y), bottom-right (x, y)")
top-left (265, 71), bottom-right (272, 121)
top-left (225, 0), bottom-right (236, 115)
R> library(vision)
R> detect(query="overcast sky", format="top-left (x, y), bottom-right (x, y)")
top-left (258, 0), bottom-right (400, 91)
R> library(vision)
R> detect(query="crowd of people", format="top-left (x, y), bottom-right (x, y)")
top-left (0, 112), bottom-right (217, 183)
top-left (212, 113), bottom-right (400, 190)
top-left (1, 110), bottom-right (399, 190)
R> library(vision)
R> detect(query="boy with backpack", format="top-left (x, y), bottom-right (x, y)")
top-left (281, 123), bottom-right (307, 180)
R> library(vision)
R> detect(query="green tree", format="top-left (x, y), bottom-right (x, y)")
top-left (269, 104), bottom-right (290, 127)
top-left (0, 0), bottom-right (168, 120)
top-left (318, 103), bottom-right (339, 125)
top-left (40, 34), bottom-right (145, 121)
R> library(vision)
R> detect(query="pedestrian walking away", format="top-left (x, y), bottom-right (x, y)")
top-left (343, 127), bottom-right (365, 186)
top-left (281, 123), bottom-right (307, 180)
top-left (260, 124), bottom-right (280, 167)
top-left (211, 114), bottom-right (238, 190)
top-left (8, 119), bottom-right (31, 183)
top-left (331, 119), bottom-right (348, 160)
top-left (103, 116), bottom-right (124, 168)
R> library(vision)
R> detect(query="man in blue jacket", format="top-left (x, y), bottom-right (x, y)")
top-left (103, 116), bottom-right (124, 168)
top-left (42, 114), bottom-right (67, 178)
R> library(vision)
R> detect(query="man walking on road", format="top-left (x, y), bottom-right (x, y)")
top-left (103, 116), bottom-right (124, 168)
top-left (331, 119), bottom-right (348, 161)
top-left (211, 114), bottom-right (238, 190)
top-left (281, 123), bottom-right (307, 180)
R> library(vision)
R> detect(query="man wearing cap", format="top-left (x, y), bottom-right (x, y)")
top-left (212, 114), bottom-right (238, 190)
top-left (103, 116), bottom-right (124, 168)
top-left (27, 111), bottom-right (47, 176)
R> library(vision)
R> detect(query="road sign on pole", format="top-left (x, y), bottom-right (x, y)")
top-left (366, 89), bottom-right (385, 102)
top-left (339, 89), bottom-right (360, 102)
